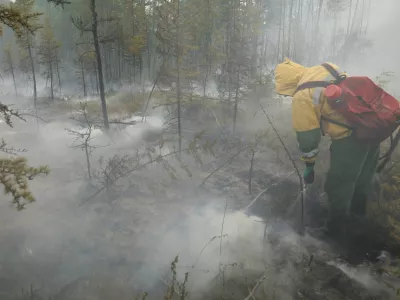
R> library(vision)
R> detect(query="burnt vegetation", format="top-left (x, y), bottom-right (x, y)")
top-left (0, 0), bottom-right (399, 299)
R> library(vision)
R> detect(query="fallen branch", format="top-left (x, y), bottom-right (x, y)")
top-left (201, 145), bottom-right (249, 186)
top-left (207, 106), bottom-right (221, 127)
top-left (244, 275), bottom-right (266, 300)
top-left (81, 146), bottom-right (197, 206)
top-left (19, 113), bottom-right (49, 123)
top-left (80, 120), bottom-right (138, 126)
top-left (142, 71), bottom-right (160, 123)
top-left (219, 199), bottom-right (228, 288)
top-left (242, 171), bottom-right (295, 213)
top-left (192, 234), bottom-right (228, 268)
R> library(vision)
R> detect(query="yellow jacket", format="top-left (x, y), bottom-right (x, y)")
top-left (275, 59), bottom-right (352, 163)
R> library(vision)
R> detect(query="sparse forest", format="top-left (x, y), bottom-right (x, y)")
top-left (0, 0), bottom-right (400, 299)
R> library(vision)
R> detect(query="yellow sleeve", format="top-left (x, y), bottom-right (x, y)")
top-left (292, 91), bottom-right (322, 163)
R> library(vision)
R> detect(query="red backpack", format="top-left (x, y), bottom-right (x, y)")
top-left (295, 63), bottom-right (400, 143)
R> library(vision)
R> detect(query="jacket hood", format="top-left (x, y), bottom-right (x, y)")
top-left (275, 59), bottom-right (307, 97)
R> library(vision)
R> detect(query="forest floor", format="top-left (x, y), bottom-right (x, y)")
top-left (0, 86), bottom-right (399, 299)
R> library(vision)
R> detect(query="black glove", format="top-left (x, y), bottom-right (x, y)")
top-left (303, 162), bottom-right (315, 184)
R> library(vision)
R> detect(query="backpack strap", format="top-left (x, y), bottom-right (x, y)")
top-left (321, 63), bottom-right (341, 80)
top-left (320, 116), bottom-right (353, 130)
top-left (294, 63), bottom-right (342, 94)
top-left (293, 63), bottom-right (353, 135)
top-left (295, 81), bottom-right (330, 94)
top-left (321, 63), bottom-right (347, 83)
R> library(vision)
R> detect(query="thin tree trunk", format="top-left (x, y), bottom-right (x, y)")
top-left (350, 0), bottom-right (360, 34)
top-left (94, 63), bottom-right (99, 94)
top-left (311, 0), bottom-right (323, 63)
top-left (81, 61), bottom-right (87, 97)
top-left (90, 0), bottom-right (109, 131)
top-left (364, 0), bottom-right (371, 36)
top-left (50, 62), bottom-right (54, 100)
top-left (293, 0), bottom-right (302, 60)
top-left (287, 0), bottom-right (294, 57)
top-left (147, 33), bottom-right (151, 80)
top-left (359, 0), bottom-right (365, 33)
top-left (176, 0), bottom-right (182, 153)
top-left (347, 0), bottom-right (353, 34)
top-left (8, 57), bottom-right (18, 96)
top-left (248, 150), bottom-right (255, 194)
top-left (276, 2), bottom-right (282, 62)
top-left (282, 0), bottom-right (286, 59)
top-left (85, 141), bottom-right (92, 181)
top-left (27, 40), bottom-right (37, 109)
top-left (203, 0), bottom-right (212, 98)
top-left (56, 59), bottom-right (62, 94)
top-left (139, 57), bottom-right (143, 84)
top-left (233, 64), bottom-right (240, 132)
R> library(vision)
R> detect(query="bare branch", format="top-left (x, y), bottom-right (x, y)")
top-left (259, 103), bottom-right (305, 232)
top-left (201, 145), bottom-right (250, 186)
top-left (0, 103), bottom-right (26, 127)
top-left (244, 276), bottom-right (266, 300)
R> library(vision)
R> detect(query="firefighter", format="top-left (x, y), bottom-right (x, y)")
top-left (274, 59), bottom-right (380, 241)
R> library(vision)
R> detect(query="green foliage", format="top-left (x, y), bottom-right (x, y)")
top-left (0, 157), bottom-right (49, 210)
top-left (0, 1), bottom-right (41, 37)
top-left (0, 102), bottom-right (22, 127)
top-left (37, 18), bottom-right (60, 66)
top-left (0, 0), bottom-right (55, 209)
top-left (0, 103), bottom-right (49, 210)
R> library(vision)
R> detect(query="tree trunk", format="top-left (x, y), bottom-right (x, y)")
top-left (8, 56), bottom-right (17, 96)
top-left (202, 0), bottom-right (212, 98)
top-left (233, 64), bottom-right (240, 132)
top-left (347, 0), bottom-right (353, 34)
top-left (90, 0), bottom-right (109, 131)
top-left (276, 1), bottom-right (283, 62)
top-left (81, 61), bottom-right (87, 97)
top-left (248, 150), bottom-right (255, 194)
top-left (94, 62), bottom-right (99, 94)
top-left (85, 141), bottom-right (92, 181)
top-left (282, 0), bottom-right (286, 59)
top-left (27, 40), bottom-right (37, 109)
top-left (56, 58), bottom-right (62, 94)
top-left (287, 0), bottom-right (294, 57)
top-left (364, 0), bottom-right (371, 36)
top-left (176, 0), bottom-right (182, 153)
top-left (350, 0), bottom-right (360, 34)
top-left (311, 0), bottom-right (323, 63)
top-left (359, 0), bottom-right (366, 33)
top-left (50, 62), bottom-right (54, 100)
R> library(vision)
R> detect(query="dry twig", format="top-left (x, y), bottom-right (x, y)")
top-left (259, 102), bottom-right (305, 233)
top-left (244, 275), bottom-right (266, 300)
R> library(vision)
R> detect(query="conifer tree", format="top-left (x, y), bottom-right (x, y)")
top-left (14, 0), bottom-right (39, 108)
top-left (38, 17), bottom-right (61, 100)
top-left (0, 0), bottom-right (58, 208)
top-left (3, 43), bottom-right (18, 96)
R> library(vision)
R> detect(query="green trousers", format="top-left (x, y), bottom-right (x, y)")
top-left (324, 135), bottom-right (380, 233)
